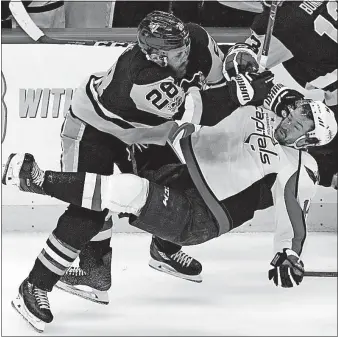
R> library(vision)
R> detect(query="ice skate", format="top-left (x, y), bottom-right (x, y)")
top-left (149, 239), bottom-right (202, 283)
top-left (11, 278), bottom-right (53, 333)
top-left (2, 153), bottom-right (45, 194)
top-left (56, 247), bottom-right (112, 305)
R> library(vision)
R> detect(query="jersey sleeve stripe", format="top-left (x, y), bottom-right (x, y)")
top-left (283, 153), bottom-right (307, 255)
top-left (180, 135), bottom-right (233, 235)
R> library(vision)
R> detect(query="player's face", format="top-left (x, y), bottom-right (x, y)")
top-left (167, 43), bottom-right (191, 79)
top-left (274, 106), bottom-right (314, 146)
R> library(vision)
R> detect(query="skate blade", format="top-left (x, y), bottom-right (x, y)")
top-left (2, 153), bottom-right (23, 186)
top-left (149, 258), bottom-right (202, 283)
top-left (11, 293), bottom-right (46, 333)
top-left (55, 281), bottom-right (109, 305)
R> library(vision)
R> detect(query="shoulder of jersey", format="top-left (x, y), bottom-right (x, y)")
top-left (251, 2), bottom-right (295, 35)
top-left (124, 44), bottom-right (176, 85)
top-left (186, 22), bottom-right (209, 43)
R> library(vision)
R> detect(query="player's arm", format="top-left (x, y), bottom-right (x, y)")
top-left (269, 153), bottom-right (319, 287)
top-left (71, 66), bottom-right (187, 146)
top-left (245, 3), bottom-right (293, 69)
top-left (186, 23), bottom-right (225, 85)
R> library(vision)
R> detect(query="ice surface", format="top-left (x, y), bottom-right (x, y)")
top-left (1, 232), bottom-right (337, 336)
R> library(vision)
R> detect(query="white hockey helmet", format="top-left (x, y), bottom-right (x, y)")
top-left (292, 99), bottom-right (337, 149)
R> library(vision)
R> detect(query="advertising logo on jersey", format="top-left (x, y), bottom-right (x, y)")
top-left (245, 107), bottom-right (278, 165)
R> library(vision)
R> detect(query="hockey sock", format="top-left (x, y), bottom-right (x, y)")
top-left (28, 205), bottom-right (108, 290)
top-left (80, 239), bottom-right (112, 265)
top-left (43, 171), bottom-right (105, 211)
top-left (28, 233), bottom-right (80, 291)
top-left (84, 216), bottom-right (113, 262)
top-left (43, 171), bottom-right (87, 207)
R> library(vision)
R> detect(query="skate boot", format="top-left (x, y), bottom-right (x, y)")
top-left (56, 246), bottom-right (112, 305)
top-left (12, 278), bottom-right (53, 333)
top-left (2, 153), bottom-right (45, 194)
top-left (149, 239), bottom-right (202, 283)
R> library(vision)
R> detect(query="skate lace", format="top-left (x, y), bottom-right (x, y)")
top-left (65, 266), bottom-right (87, 276)
top-left (33, 287), bottom-right (50, 310)
top-left (171, 250), bottom-right (193, 267)
top-left (31, 162), bottom-right (44, 187)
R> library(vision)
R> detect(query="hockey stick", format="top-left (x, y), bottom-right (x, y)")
top-left (8, 0), bottom-right (135, 46)
top-left (259, 1), bottom-right (279, 71)
top-left (304, 271), bottom-right (337, 278)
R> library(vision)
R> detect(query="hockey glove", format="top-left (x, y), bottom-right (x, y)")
top-left (228, 71), bottom-right (274, 106)
top-left (263, 84), bottom-right (304, 118)
top-left (268, 248), bottom-right (305, 288)
top-left (223, 43), bottom-right (259, 82)
top-left (180, 71), bottom-right (207, 93)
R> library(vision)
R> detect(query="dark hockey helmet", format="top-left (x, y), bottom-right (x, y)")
top-left (137, 11), bottom-right (190, 67)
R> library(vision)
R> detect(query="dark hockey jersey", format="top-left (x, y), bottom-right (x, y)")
top-left (66, 23), bottom-right (225, 146)
top-left (247, 1), bottom-right (337, 106)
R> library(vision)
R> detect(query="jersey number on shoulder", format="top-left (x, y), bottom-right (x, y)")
top-left (314, 2), bottom-right (337, 43)
top-left (146, 82), bottom-right (179, 110)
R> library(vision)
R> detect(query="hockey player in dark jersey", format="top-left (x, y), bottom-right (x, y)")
top-left (10, 10), bottom-right (233, 310)
top-left (224, 1), bottom-right (338, 188)
top-left (3, 90), bottom-right (337, 332)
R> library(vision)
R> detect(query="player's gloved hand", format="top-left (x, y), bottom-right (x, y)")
top-left (180, 71), bottom-right (207, 93)
top-left (268, 248), bottom-right (305, 288)
top-left (228, 71), bottom-right (274, 106)
top-left (263, 83), bottom-right (304, 118)
top-left (223, 43), bottom-right (259, 81)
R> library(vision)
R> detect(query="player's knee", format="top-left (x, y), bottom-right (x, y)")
top-left (55, 206), bottom-right (107, 249)
top-left (101, 174), bottom-right (149, 215)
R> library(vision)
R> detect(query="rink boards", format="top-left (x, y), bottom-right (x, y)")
top-left (1, 40), bottom-right (337, 233)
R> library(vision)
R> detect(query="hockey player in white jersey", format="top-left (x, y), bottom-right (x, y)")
top-left (3, 81), bottom-right (337, 331)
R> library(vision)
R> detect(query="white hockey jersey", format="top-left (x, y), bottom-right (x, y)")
top-left (180, 105), bottom-right (319, 255)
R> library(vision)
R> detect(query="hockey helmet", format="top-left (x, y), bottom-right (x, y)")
top-left (137, 11), bottom-right (190, 67)
top-left (290, 100), bottom-right (337, 149)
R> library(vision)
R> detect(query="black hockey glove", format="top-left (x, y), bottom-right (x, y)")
top-left (228, 71), bottom-right (274, 106)
top-left (180, 71), bottom-right (207, 93)
top-left (263, 84), bottom-right (304, 118)
top-left (268, 248), bottom-right (305, 288)
top-left (223, 43), bottom-right (259, 81)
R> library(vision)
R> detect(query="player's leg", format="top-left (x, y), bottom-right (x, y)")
top-left (56, 119), bottom-right (128, 303)
top-left (134, 144), bottom-right (203, 282)
top-left (3, 154), bottom-right (109, 332)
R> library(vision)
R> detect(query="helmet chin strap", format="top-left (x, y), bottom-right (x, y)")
top-left (286, 134), bottom-right (308, 150)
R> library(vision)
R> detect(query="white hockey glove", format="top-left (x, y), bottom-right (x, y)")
top-left (263, 84), bottom-right (304, 118)
top-left (268, 248), bottom-right (305, 288)
top-left (223, 43), bottom-right (259, 82)
top-left (228, 71), bottom-right (274, 106)
top-left (180, 71), bottom-right (208, 93)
